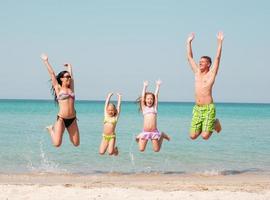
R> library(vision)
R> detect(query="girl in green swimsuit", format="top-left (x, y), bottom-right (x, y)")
top-left (99, 92), bottom-right (122, 156)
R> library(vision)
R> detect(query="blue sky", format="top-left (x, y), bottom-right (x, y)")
top-left (0, 0), bottom-right (269, 103)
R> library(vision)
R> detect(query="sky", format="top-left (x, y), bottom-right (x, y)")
top-left (0, 0), bottom-right (269, 103)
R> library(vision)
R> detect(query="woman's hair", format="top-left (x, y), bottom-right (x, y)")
top-left (51, 70), bottom-right (69, 103)
top-left (136, 92), bottom-right (155, 112)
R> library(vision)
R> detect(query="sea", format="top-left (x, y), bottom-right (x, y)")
top-left (0, 100), bottom-right (269, 175)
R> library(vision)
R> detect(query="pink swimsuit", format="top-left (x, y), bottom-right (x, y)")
top-left (142, 106), bottom-right (157, 115)
top-left (136, 129), bottom-right (162, 141)
top-left (136, 106), bottom-right (162, 141)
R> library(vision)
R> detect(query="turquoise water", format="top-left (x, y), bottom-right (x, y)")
top-left (0, 100), bottom-right (269, 175)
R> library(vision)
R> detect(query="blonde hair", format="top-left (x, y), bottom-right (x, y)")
top-left (107, 103), bottom-right (117, 116)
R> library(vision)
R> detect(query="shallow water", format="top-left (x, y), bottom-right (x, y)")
top-left (0, 100), bottom-right (269, 175)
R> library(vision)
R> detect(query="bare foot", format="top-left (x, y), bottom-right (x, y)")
top-left (214, 119), bottom-right (222, 133)
top-left (113, 146), bottom-right (119, 156)
top-left (162, 132), bottom-right (170, 141)
top-left (46, 125), bottom-right (53, 135)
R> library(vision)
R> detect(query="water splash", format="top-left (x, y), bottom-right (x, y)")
top-left (129, 132), bottom-right (137, 172)
top-left (198, 169), bottom-right (221, 176)
top-left (144, 166), bottom-right (152, 173)
top-left (27, 140), bottom-right (68, 173)
top-left (129, 152), bottom-right (135, 166)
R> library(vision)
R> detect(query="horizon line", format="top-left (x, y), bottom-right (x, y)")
top-left (0, 98), bottom-right (269, 105)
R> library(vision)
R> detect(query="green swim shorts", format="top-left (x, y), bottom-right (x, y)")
top-left (190, 103), bottom-right (216, 133)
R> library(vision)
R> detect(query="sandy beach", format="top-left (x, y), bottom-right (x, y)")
top-left (1, 173), bottom-right (270, 200)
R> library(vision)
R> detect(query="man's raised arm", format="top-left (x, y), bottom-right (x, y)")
top-left (186, 32), bottom-right (198, 73)
top-left (211, 31), bottom-right (224, 75)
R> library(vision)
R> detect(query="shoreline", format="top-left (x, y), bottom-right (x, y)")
top-left (1, 173), bottom-right (270, 192)
top-left (1, 173), bottom-right (270, 199)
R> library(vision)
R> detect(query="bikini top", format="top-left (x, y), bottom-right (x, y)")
top-left (104, 114), bottom-right (118, 126)
top-left (142, 106), bottom-right (157, 115)
top-left (57, 91), bottom-right (75, 100)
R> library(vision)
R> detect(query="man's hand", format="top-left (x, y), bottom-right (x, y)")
top-left (187, 32), bottom-right (195, 43)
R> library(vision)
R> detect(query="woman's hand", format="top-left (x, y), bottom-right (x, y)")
top-left (40, 53), bottom-right (48, 62)
top-left (64, 63), bottom-right (72, 68)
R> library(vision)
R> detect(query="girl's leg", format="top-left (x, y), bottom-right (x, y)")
top-left (152, 138), bottom-right (162, 152)
top-left (138, 139), bottom-right (148, 152)
top-left (107, 138), bottom-right (118, 156)
top-left (162, 132), bottom-right (170, 141)
top-left (99, 138), bottom-right (109, 155)
top-left (46, 118), bottom-right (65, 147)
top-left (152, 132), bottom-right (170, 152)
top-left (67, 120), bottom-right (80, 147)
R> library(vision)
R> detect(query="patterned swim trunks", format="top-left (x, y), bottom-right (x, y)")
top-left (190, 103), bottom-right (216, 133)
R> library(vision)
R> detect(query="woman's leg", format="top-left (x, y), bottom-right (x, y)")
top-left (46, 118), bottom-right (65, 147)
top-left (67, 120), bottom-right (80, 147)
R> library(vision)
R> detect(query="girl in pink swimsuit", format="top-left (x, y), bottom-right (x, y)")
top-left (136, 80), bottom-right (170, 152)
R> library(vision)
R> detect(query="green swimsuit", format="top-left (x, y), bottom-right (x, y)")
top-left (103, 115), bottom-right (118, 142)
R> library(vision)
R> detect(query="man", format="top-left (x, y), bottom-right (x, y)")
top-left (186, 32), bottom-right (223, 140)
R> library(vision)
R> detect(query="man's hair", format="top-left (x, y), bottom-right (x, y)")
top-left (201, 56), bottom-right (212, 66)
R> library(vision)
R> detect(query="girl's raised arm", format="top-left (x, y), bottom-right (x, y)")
top-left (104, 92), bottom-right (113, 115)
top-left (141, 81), bottom-right (148, 109)
top-left (154, 80), bottom-right (162, 109)
top-left (116, 93), bottom-right (122, 116)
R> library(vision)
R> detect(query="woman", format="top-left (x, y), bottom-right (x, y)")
top-left (41, 53), bottom-right (80, 147)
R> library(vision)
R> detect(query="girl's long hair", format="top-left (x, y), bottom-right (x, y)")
top-left (136, 92), bottom-right (155, 112)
